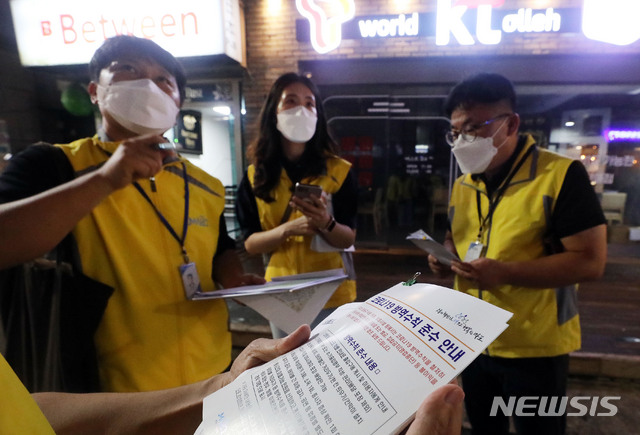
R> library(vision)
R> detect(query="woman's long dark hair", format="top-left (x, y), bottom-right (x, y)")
top-left (248, 72), bottom-right (337, 202)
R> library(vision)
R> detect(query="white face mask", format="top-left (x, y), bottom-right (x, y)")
top-left (276, 106), bottom-right (318, 143)
top-left (97, 78), bottom-right (180, 136)
top-left (451, 118), bottom-right (509, 174)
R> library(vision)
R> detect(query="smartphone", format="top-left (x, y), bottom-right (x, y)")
top-left (294, 183), bottom-right (322, 201)
top-left (156, 142), bottom-right (177, 151)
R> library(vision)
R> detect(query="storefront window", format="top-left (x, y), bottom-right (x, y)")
top-left (166, 80), bottom-right (243, 235)
top-left (322, 83), bottom-right (640, 248)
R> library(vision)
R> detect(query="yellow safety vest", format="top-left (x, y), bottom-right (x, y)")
top-left (248, 156), bottom-right (356, 308)
top-left (449, 136), bottom-right (581, 358)
top-left (57, 136), bottom-right (231, 392)
top-left (0, 355), bottom-right (55, 434)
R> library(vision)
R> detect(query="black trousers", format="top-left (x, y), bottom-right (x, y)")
top-left (461, 353), bottom-right (569, 435)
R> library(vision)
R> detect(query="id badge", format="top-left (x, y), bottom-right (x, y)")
top-left (464, 241), bottom-right (484, 262)
top-left (179, 262), bottom-right (202, 299)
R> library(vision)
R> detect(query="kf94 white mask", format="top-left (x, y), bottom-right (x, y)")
top-left (451, 119), bottom-right (508, 174)
top-left (277, 106), bottom-right (318, 143)
top-left (97, 79), bottom-right (180, 136)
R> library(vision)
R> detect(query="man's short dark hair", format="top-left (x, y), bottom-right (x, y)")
top-left (444, 73), bottom-right (516, 117)
top-left (88, 35), bottom-right (187, 104)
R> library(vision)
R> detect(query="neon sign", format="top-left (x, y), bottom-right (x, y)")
top-left (435, 0), bottom-right (561, 46)
top-left (605, 129), bottom-right (640, 142)
top-left (582, 0), bottom-right (640, 46)
top-left (295, 0), bottom-right (355, 54)
top-left (296, 1), bottom-right (640, 54)
top-left (358, 13), bottom-right (419, 38)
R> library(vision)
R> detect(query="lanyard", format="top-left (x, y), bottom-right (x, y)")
top-left (475, 146), bottom-right (534, 241)
top-left (133, 162), bottom-right (191, 263)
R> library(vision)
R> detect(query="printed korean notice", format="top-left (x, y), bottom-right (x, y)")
top-left (195, 282), bottom-right (512, 435)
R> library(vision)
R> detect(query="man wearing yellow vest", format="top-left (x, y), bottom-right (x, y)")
top-left (428, 73), bottom-right (607, 435)
top-left (0, 35), bottom-right (263, 393)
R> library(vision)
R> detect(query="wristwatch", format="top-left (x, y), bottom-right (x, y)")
top-left (323, 215), bottom-right (337, 232)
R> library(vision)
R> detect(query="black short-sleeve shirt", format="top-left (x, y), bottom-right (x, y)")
top-left (473, 136), bottom-right (605, 240)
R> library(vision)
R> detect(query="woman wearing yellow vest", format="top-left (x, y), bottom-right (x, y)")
top-left (236, 73), bottom-right (358, 337)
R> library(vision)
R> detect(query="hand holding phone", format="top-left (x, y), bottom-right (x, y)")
top-left (294, 183), bottom-right (323, 201)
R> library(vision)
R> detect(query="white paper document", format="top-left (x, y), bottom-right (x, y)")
top-left (407, 229), bottom-right (460, 266)
top-left (191, 270), bottom-right (347, 334)
top-left (196, 282), bottom-right (512, 435)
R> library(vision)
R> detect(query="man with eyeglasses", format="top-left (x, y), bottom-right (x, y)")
top-left (429, 73), bottom-right (607, 435)
top-left (0, 35), bottom-right (264, 394)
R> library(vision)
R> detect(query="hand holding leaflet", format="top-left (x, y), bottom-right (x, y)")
top-left (196, 281), bottom-right (512, 434)
top-left (407, 229), bottom-right (460, 266)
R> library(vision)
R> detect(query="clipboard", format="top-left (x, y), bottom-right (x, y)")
top-left (191, 269), bottom-right (348, 334)
top-left (190, 269), bottom-right (347, 300)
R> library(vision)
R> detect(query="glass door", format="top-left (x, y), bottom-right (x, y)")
top-left (323, 90), bottom-right (453, 249)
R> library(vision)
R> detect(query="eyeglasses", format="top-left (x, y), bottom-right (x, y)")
top-left (445, 113), bottom-right (512, 146)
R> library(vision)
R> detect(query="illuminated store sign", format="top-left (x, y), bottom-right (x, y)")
top-left (435, 0), bottom-right (561, 45)
top-left (606, 129), bottom-right (640, 142)
top-left (295, 0), bottom-right (355, 54)
top-left (358, 13), bottom-right (419, 38)
top-left (582, 0), bottom-right (640, 46)
top-left (9, 0), bottom-right (243, 66)
top-left (296, 0), bottom-right (639, 54)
